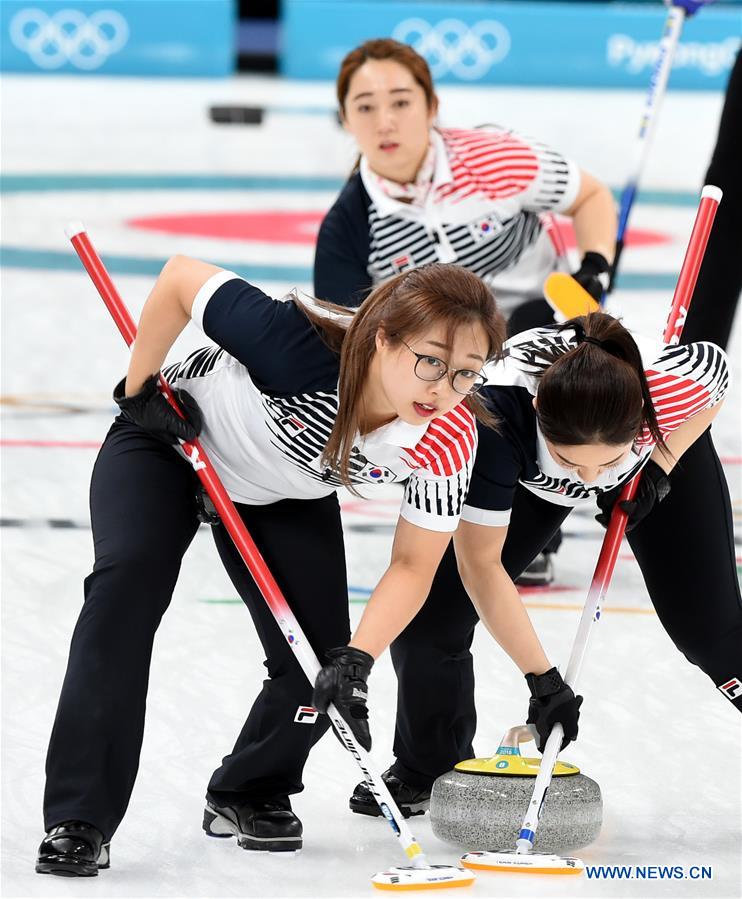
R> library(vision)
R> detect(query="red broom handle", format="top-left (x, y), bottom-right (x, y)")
top-left (64, 222), bottom-right (316, 666)
top-left (64, 222), bottom-right (432, 866)
top-left (566, 183), bottom-right (722, 687)
top-left (517, 185), bottom-right (722, 852)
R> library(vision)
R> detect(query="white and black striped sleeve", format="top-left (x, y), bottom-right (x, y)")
top-left (190, 271), bottom-right (338, 394)
top-left (398, 406), bottom-right (478, 533)
top-left (509, 131), bottom-right (581, 215)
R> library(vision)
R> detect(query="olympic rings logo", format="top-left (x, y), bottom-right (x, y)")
top-left (392, 18), bottom-right (511, 80)
top-left (9, 8), bottom-right (129, 70)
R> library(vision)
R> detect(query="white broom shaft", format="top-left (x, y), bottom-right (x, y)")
top-left (624, 6), bottom-right (685, 196)
top-left (562, 187), bottom-right (722, 697)
top-left (611, 5), bottom-right (685, 291)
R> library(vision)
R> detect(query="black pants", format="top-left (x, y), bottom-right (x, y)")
top-left (390, 429), bottom-right (742, 789)
top-left (43, 419), bottom-right (349, 840)
top-left (683, 51), bottom-right (742, 350)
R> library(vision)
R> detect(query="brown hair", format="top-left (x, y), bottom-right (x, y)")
top-left (535, 312), bottom-right (667, 451)
top-left (337, 38), bottom-right (437, 115)
top-left (295, 264), bottom-right (505, 491)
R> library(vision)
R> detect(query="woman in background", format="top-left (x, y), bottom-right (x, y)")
top-left (314, 37), bottom-right (618, 585)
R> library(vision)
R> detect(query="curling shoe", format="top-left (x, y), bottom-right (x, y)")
top-left (515, 551), bottom-right (555, 587)
top-left (203, 798), bottom-right (302, 852)
top-left (350, 768), bottom-right (430, 818)
top-left (35, 821), bottom-right (110, 876)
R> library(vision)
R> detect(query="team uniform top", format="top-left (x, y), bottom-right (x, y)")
top-left (314, 126), bottom-right (581, 311)
top-left (162, 271), bottom-right (477, 533)
top-left (462, 326), bottom-right (729, 527)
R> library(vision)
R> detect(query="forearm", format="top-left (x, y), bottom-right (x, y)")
top-left (650, 402), bottom-right (722, 473)
top-left (349, 561), bottom-right (434, 659)
top-left (571, 186), bottom-right (617, 263)
top-left (125, 258), bottom-right (192, 395)
top-left (461, 561), bottom-right (551, 674)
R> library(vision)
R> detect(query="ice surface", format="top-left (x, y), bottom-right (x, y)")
top-left (1, 73), bottom-right (740, 898)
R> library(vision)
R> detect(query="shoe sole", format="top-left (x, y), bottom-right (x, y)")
top-left (203, 807), bottom-right (302, 852)
top-left (349, 797), bottom-right (429, 818)
top-left (36, 845), bottom-right (110, 877)
top-left (515, 556), bottom-right (554, 588)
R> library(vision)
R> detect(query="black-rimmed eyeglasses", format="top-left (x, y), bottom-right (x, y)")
top-left (398, 339), bottom-right (487, 396)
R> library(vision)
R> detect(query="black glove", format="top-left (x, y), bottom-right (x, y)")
top-left (595, 459), bottom-right (671, 533)
top-left (313, 646), bottom-right (374, 752)
top-left (571, 251), bottom-right (611, 302)
top-left (526, 667), bottom-right (583, 753)
top-left (114, 373), bottom-right (203, 445)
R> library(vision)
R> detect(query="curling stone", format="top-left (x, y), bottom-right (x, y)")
top-left (430, 725), bottom-right (602, 855)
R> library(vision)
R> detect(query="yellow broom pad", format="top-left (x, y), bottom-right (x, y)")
top-left (543, 272), bottom-right (600, 320)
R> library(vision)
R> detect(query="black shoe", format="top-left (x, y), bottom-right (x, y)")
top-left (350, 769), bottom-right (430, 818)
top-left (36, 821), bottom-right (110, 877)
top-left (515, 552), bottom-right (554, 587)
top-left (203, 798), bottom-right (302, 852)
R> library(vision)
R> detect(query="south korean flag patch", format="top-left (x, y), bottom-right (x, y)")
top-left (355, 459), bottom-right (397, 484)
top-left (468, 213), bottom-right (503, 242)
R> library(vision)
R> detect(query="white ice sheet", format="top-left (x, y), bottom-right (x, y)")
top-left (1, 73), bottom-right (740, 899)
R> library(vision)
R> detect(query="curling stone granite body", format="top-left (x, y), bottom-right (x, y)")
top-left (430, 768), bottom-right (602, 855)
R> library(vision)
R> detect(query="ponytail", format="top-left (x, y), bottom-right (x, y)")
top-left (535, 312), bottom-right (667, 451)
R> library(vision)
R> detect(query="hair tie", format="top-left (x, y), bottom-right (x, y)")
top-left (579, 334), bottom-right (604, 349)
top-left (572, 322), bottom-right (605, 350)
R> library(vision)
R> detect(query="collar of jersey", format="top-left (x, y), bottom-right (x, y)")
top-left (535, 420), bottom-right (646, 490)
top-left (359, 129), bottom-right (453, 220)
top-left (535, 422), bottom-right (571, 481)
top-left (360, 417), bottom-right (430, 448)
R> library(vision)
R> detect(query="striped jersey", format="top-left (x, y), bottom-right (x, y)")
top-left (163, 271), bottom-right (477, 532)
top-left (462, 326), bottom-right (729, 525)
top-left (314, 126), bottom-right (581, 312)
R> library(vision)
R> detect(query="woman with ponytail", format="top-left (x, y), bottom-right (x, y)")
top-left (349, 312), bottom-right (739, 819)
top-left (36, 259), bottom-right (506, 874)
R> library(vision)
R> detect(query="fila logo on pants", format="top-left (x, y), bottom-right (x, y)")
top-left (294, 706), bottom-right (319, 724)
top-left (717, 677), bottom-right (741, 702)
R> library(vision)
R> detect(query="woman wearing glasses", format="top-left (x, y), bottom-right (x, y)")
top-left (36, 260), bottom-right (509, 874)
top-left (350, 312), bottom-right (737, 819)
top-left (314, 37), bottom-right (617, 586)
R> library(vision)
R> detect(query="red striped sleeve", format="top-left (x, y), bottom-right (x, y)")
top-left (636, 371), bottom-right (712, 445)
top-left (400, 405), bottom-right (477, 476)
top-left (438, 128), bottom-right (539, 203)
top-left (418, 429), bottom-right (456, 476)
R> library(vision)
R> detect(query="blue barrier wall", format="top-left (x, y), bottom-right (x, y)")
top-left (0, 1), bottom-right (235, 76)
top-left (282, 1), bottom-right (741, 89)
